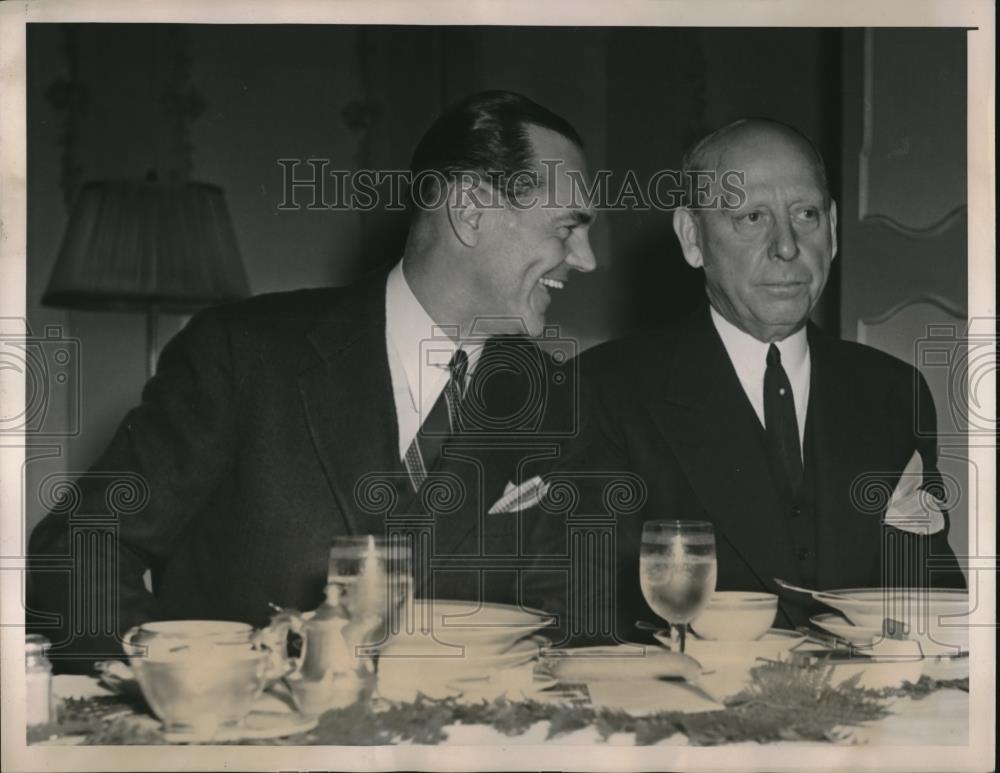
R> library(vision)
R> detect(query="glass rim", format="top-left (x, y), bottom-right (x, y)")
top-left (328, 534), bottom-right (411, 561)
top-left (642, 519), bottom-right (714, 530)
top-left (330, 535), bottom-right (391, 545)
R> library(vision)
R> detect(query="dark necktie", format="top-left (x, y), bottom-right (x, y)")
top-left (764, 344), bottom-right (803, 493)
top-left (403, 349), bottom-right (468, 492)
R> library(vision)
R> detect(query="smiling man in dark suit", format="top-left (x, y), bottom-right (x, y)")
top-left (536, 119), bottom-right (964, 643)
top-left (27, 90), bottom-right (597, 670)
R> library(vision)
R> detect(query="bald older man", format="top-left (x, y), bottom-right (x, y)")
top-left (527, 119), bottom-right (964, 643)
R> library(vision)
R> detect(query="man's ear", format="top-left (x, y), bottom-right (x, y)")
top-left (673, 207), bottom-right (705, 268)
top-left (446, 182), bottom-right (487, 248)
top-left (828, 199), bottom-right (839, 260)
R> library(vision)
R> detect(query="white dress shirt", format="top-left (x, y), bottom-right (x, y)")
top-left (385, 262), bottom-right (483, 458)
top-left (709, 306), bottom-right (810, 456)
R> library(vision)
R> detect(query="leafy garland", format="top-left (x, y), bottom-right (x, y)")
top-left (288, 661), bottom-right (889, 746)
top-left (29, 665), bottom-right (968, 747)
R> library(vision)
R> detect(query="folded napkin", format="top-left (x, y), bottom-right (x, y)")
top-left (488, 476), bottom-right (550, 514)
top-left (883, 451), bottom-right (946, 534)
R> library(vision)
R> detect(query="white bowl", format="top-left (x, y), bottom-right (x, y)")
top-left (689, 591), bottom-right (778, 641)
top-left (815, 588), bottom-right (968, 653)
top-left (388, 600), bottom-right (554, 656)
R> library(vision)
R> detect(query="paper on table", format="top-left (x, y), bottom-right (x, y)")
top-left (586, 678), bottom-right (723, 716)
top-left (884, 450), bottom-right (946, 534)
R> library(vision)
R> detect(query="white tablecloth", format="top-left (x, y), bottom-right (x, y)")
top-left (50, 670), bottom-right (968, 747)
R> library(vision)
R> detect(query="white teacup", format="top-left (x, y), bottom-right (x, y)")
top-left (690, 591), bottom-right (778, 641)
top-left (123, 620), bottom-right (279, 736)
top-left (130, 646), bottom-right (269, 736)
top-left (123, 620), bottom-right (255, 658)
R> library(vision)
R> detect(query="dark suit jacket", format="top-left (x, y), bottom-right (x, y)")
top-left (525, 304), bottom-right (964, 644)
top-left (27, 271), bottom-right (571, 670)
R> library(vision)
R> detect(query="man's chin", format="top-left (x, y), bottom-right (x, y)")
top-left (523, 317), bottom-right (545, 338)
top-left (745, 308), bottom-right (812, 340)
top-left (754, 296), bottom-right (812, 325)
top-left (472, 315), bottom-right (537, 337)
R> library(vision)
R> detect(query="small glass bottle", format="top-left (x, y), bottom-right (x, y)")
top-left (25, 634), bottom-right (53, 727)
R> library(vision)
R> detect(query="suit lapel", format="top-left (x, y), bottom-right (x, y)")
top-left (430, 337), bottom-right (539, 557)
top-left (644, 307), bottom-right (801, 587)
top-left (807, 330), bottom-right (881, 587)
top-left (298, 272), bottom-right (402, 536)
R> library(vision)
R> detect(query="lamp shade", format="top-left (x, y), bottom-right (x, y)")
top-left (43, 180), bottom-right (250, 313)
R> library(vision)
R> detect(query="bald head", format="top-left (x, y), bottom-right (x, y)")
top-left (682, 119), bottom-right (829, 208)
top-left (673, 118), bottom-right (838, 343)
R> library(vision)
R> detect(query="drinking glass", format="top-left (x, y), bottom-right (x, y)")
top-left (327, 535), bottom-right (412, 655)
top-left (639, 520), bottom-right (717, 653)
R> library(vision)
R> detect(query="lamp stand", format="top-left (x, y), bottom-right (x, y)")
top-left (146, 303), bottom-right (159, 379)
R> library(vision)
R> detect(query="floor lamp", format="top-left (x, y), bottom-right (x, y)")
top-left (43, 180), bottom-right (250, 378)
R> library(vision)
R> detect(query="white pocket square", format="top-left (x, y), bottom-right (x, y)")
top-left (488, 476), bottom-right (550, 514)
top-left (884, 450), bottom-right (946, 535)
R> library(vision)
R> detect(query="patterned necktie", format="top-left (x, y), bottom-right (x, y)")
top-left (763, 344), bottom-right (803, 493)
top-left (403, 349), bottom-right (468, 492)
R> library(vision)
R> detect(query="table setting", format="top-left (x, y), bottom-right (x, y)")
top-left (28, 524), bottom-right (970, 747)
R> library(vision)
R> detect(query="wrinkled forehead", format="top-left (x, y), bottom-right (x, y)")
top-left (714, 130), bottom-right (829, 202)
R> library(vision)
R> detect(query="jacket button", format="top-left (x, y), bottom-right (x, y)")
top-left (797, 547), bottom-right (810, 560)
top-left (791, 506), bottom-right (802, 518)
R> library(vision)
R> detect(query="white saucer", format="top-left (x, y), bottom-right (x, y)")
top-left (376, 660), bottom-right (554, 703)
top-left (163, 710), bottom-right (317, 743)
top-left (811, 613), bottom-right (880, 646)
top-left (810, 613), bottom-right (969, 657)
top-left (542, 644), bottom-right (702, 683)
top-left (658, 629), bottom-right (806, 660)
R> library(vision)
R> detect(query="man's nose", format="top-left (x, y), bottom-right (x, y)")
top-left (566, 235), bottom-right (597, 273)
top-left (770, 216), bottom-right (799, 261)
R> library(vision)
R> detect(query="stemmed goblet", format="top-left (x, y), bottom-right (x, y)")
top-left (639, 520), bottom-right (717, 653)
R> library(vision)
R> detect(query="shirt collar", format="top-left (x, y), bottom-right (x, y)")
top-left (709, 305), bottom-right (809, 378)
top-left (385, 261), bottom-right (483, 410)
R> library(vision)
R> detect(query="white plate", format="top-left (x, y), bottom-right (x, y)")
top-left (810, 613), bottom-right (968, 657)
top-left (93, 660), bottom-right (145, 700)
top-left (378, 636), bottom-right (544, 686)
top-left (812, 588), bottom-right (968, 649)
top-left (542, 644), bottom-right (702, 683)
top-left (659, 629), bottom-right (806, 660)
top-left (390, 601), bottom-right (555, 655)
top-left (376, 660), bottom-right (554, 703)
top-left (410, 599), bottom-right (553, 626)
top-left (811, 613), bottom-right (880, 646)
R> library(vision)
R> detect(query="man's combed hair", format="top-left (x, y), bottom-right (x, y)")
top-left (408, 90), bottom-right (583, 210)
